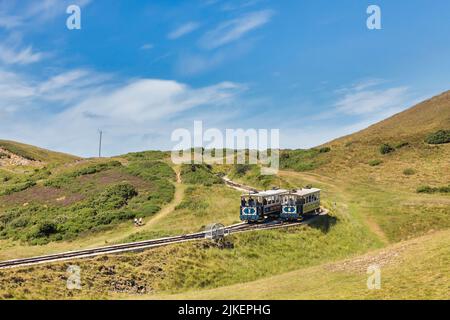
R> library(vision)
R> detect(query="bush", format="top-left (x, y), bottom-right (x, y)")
top-left (93, 183), bottom-right (138, 210)
top-left (35, 221), bottom-right (58, 237)
top-left (395, 142), bottom-right (409, 149)
top-left (181, 164), bottom-right (222, 185)
top-left (425, 130), bottom-right (450, 145)
top-left (234, 164), bottom-right (252, 176)
top-left (318, 147), bottom-right (331, 153)
top-left (417, 185), bottom-right (450, 194)
top-left (417, 186), bottom-right (435, 194)
top-left (368, 159), bottom-right (383, 167)
top-left (403, 168), bottom-right (416, 176)
top-left (380, 144), bottom-right (395, 155)
top-left (0, 180), bottom-right (36, 196)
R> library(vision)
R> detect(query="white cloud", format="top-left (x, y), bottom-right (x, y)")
top-left (0, 44), bottom-right (44, 65)
top-left (168, 22), bottom-right (200, 40)
top-left (0, 67), bottom-right (245, 156)
top-left (199, 9), bottom-right (274, 50)
top-left (335, 85), bottom-right (409, 115)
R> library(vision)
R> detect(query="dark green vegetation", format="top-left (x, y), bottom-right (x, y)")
top-left (0, 167), bottom-right (51, 196)
top-left (379, 143), bottom-right (395, 155)
top-left (368, 159), bottom-right (383, 167)
top-left (416, 185), bottom-right (450, 194)
top-left (425, 130), bottom-right (450, 145)
top-left (0, 156), bottom-right (176, 245)
top-left (181, 164), bottom-right (222, 186)
top-left (280, 148), bottom-right (329, 172)
top-left (403, 168), bottom-right (416, 176)
top-left (228, 164), bottom-right (278, 189)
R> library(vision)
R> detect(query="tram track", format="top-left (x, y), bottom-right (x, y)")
top-left (0, 174), bottom-right (327, 270)
top-left (0, 212), bottom-right (326, 270)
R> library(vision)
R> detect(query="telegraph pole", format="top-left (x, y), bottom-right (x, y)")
top-left (98, 130), bottom-right (103, 158)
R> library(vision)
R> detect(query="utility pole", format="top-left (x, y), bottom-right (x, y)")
top-left (98, 130), bottom-right (103, 158)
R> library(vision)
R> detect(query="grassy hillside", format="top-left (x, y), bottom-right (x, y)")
top-left (0, 91), bottom-right (448, 300)
top-left (155, 229), bottom-right (450, 300)
top-left (0, 140), bottom-right (78, 165)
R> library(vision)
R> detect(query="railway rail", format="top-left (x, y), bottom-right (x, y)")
top-left (0, 212), bottom-right (326, 270)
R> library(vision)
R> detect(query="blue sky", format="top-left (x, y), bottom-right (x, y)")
top-left (0, 0), bottom-right (449, 157)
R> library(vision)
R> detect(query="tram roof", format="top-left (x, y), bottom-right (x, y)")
top-left (289, 188), bottom-right (321, 196)
top-left (241, 189), bottom-right (288, 197)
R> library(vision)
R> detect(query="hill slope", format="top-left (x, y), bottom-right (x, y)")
top-left (0, 140), bottom-right (79, 166)
top-left (333, 90), bottom-right (450, 145)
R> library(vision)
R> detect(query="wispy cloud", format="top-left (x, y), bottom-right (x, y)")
top-left (335, 81), bottom-right (409, 115)
top-left (0, 44), bottom-right (44, 65)
top-left (199, 9), bottom-right (274, 50)
top-left (140, 43), bottom-right (154, 50)
top-left (0, 13), bottom-right (22, 28)
top-left (168, 22), bottom-right (200, 40)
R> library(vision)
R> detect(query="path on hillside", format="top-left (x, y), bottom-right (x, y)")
top-left (131, 167), bottom-right (185, 232)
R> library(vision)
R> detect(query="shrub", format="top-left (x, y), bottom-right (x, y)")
top-left (319, 147), bottom-right (331, 153)
top-left (403, 168), bottom-right (416, 176)
top-left (35, 221), bottom-right (58, 237)
top-left (417, 186), bottom-right (435, 194)
top-left (380, 144), bottom-right (395, 155)
top-left (417, 185), bottom-right (450, 194)
top-left (368, 159), bottom-right (383, 167)
top-left (425, 130), bottom-right (450, 145)
top-left (234, 164), bottom-right (252, 176)
top-left (395, 142), bottom-right (410, 149)
top-left (0, 181), bottom-right (36, 196)
top-left (93, 183), bottom-right (138, 210)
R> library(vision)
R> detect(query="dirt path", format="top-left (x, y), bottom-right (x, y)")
top-left (134, 170), bottom-right (185, 231)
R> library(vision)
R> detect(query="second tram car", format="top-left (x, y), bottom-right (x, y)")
top-left (280, 188), bottom-right (321, 221)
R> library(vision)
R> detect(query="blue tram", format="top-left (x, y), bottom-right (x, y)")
top-left (280, 188), bottom-right (321, 221)
top-left (240, 189), bottom-right (288, 222)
